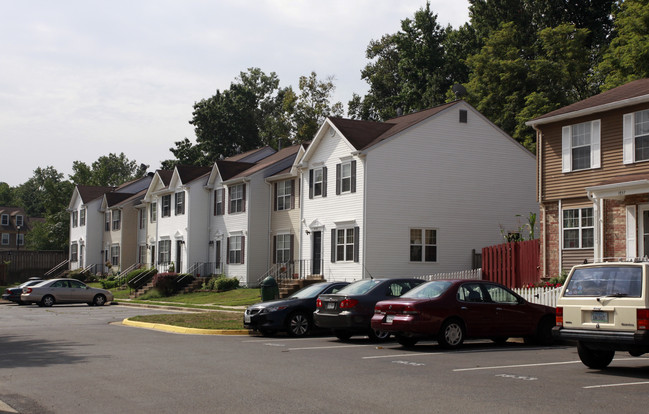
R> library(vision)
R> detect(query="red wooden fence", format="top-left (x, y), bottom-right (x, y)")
top-left (482, 239), bottom-right (540, 288)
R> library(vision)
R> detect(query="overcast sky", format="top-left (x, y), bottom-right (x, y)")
top-left (1, 0), bottom-right (470, 187)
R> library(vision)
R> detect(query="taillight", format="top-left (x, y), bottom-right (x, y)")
top-left (556, 307), bottom-right (563, 327)
top-left (403, 305), bottom-right (419, 315)
top-left (339, 299), bottom-right (359, 309)
top-left (316, 298), bottom-right (322, 308)
top-left (637, 309), bottom-right (649, 330)
top-left (374, 306), bottom-right (384, 314)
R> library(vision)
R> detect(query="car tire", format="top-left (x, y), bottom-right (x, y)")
top-left (334, 330), bottom-right (353, 341)
top-left (491, 337), bottom-right (508, 345)
top-left (534, 316), bottom-right (555, 345)
top-left (577, 341), bottom-right (615, 369)
top-left (438, 319), bottom-right (464, 349)
top-left (40, 295), bottom-right (55, 307)
top-left (287, 312), bottom-right (311, 337)
top-left (93, 294), bottom-right (107, 306)
top-left (396, 335), bottom-right (418, 347)
top-left (367, 329), bottom-right (390, 342)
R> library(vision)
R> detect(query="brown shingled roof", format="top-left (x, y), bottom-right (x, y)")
top-left (77, 185), bottom-right (115, 204)
top-left (227, 145), bottom-right (300, 181)
top-left (531, 78), bottom-right (649, 123)
top-left (157, 170), bottom-right (173, 186)
top-left (216, 161), bottom-right (256, 181)
top-left (104, 192), bottom-right (135, 207)
top-left (176, 165), bottom-right (212, 184)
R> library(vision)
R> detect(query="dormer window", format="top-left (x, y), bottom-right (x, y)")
top-left (1, 214), bottom-right (8, 226)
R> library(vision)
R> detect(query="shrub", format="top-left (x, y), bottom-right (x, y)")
top-left (204, 275), bottom-right (239, 292)
top-left (68, 269), bottom-right (92, 282)
top-left (152, 272), bottom-right (178, 296)
top-left (101, 279), bottom-right (120, 289)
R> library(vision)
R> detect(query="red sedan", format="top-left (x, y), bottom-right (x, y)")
top-left (371, 279), bottom-right (555, 348)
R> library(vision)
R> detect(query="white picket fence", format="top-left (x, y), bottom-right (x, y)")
top-left (420, 268), bottom-right (482, 281)
top-left (512, 286), bottom-right (562, 308)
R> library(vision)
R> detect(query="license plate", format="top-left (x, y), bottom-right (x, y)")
top-left (244, 315), bottom-right (251, 323)
top-left (327, 302), bottom-right (335, 310)
top-left (592, 311), bottom-right (608, 323)
top-left (385, 315), bottom-right (394, 324)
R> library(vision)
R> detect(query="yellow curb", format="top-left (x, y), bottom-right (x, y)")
top-left (121, 318), bottom-right (250, 335)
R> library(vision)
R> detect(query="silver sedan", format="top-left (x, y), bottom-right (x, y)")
top-left (21, 278), bottom-right (114, 307)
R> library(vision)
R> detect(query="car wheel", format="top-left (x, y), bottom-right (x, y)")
top-left (577, 341), bottom-right (615, 369)
top-left (367, 329), bottom-right (391, 342)
top-left (41, 295), bottom-right (55, 307)
top-left (93, 294), bottom-right (107, 306)
top-left (396, 335), bottom-right (418, 347)
top-left (287, 312), bottom-right (311, 337)
top-left (534, 316), bottom-right (555, 345)
top-left (491, 337), bottom-right (508, 345)
top-left (438, 319), bottom-right (464, 349)
top-left (334, 330), bottom-right (353, 341)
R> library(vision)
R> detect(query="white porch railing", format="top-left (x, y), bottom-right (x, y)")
top-left (513, 286), bottom-right (562, 308)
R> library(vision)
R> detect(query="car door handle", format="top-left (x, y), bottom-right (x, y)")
top-left (460, 306), bottom-right (468, 310)
top-left (496, 307), bottom-right (503, 311)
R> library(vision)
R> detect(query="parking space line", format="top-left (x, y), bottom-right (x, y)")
top-left (454, 357), bottom-right (641, 372)
top-left (242, 337), bottom-right (334, 343)
top-left (584, 381), bottom-right (649, 389)
top-left (363, 352), bottom-right (443, 359)
top-left (288, 344), bottom-right (374, 351)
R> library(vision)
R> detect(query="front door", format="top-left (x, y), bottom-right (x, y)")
top-left (638, 205), bottom-right (649, 258)
top-left (215, 240), bottom-right (221, 273)
top-left (312, 231), bottom-right (321, 275)
top-left (176, 241), bottom-right (183, 272)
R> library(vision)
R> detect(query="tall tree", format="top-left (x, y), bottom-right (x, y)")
top-left (0, 182), bottom-right (16, 206)
top-left (292, 72), bottom-right (344, 142)
top-left (70, 153), bottom-right (147, 186)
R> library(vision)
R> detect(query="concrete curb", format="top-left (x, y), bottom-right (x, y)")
top-left (121, 318), bottom-right (251, 336)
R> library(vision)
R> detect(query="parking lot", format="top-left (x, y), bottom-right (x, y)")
top-left (2, 303), bottom-right (649, 413)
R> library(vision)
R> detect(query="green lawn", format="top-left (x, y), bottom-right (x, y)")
top-left (128, 311), bottom-right (245, 330)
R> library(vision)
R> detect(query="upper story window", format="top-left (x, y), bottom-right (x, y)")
top-left (1, 233), bottom-right (8, 245)
top-left (175, 191), bottom-right (185, 215)
top-left (562, 120), bottom-right (601, 172)
top-left (78, 210), bottom-right (85, 227)
top-left (229, 184), bottom-right (245, 214)
top-left (104, 212), bottom-right (110, 232)
top-left (17, 234), bottom-right (24, 246)
top-left (112, 210), bottom-right (121, 231)
top-left (1, 214), bottom-right (8, 226)
top-left (336, 161), bottom-right (356, 195)
top-left (410, 228), bottom-right (437, 262)
top-left (276, 180), bottom-right (293, 211)
top-left (71, 211), bottom-right (78, 228)
top-left (563, 207), bottom-right (594, 249)
top-left (214, 188), bottom-right (224, 216)
top-left (138, 209), bottom-right (146, 230)
top-left (309, 167), bottom-right (327, 198)
top-left (150, 202), bottom-right (157, 223)
top-left (161, 195), bottom-right (171, 217)
top-left (624, 109), bottom-right (649, 164)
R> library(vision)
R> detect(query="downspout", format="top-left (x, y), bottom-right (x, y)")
top-left (532, 124), bottom-right (546, 278)
top-left (268, 179), bottom-right (272, 277)
top-left (558, 199), bottom-right (562, 274)
top-left (352, 150), bottom-right (367, 279)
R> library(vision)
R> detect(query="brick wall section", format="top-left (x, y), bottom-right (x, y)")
top-left (541, 202), bottom-right (560, 278)
top-left (604, 199), bottom-right (627, 258)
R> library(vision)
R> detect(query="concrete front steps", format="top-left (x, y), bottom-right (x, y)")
top-left (278, 275), bottom-right (325, 298)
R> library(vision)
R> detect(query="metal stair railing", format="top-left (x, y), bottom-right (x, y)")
top-left (44, 260), bottom-right (69, 278)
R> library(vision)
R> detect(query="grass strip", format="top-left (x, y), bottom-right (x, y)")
top-left (129, 311), bottom-right (244, 330)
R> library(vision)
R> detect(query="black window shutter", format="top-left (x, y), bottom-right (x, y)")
top-left (214, 190), bottom-right (217, 216)
top-left (309, 170), bottom-right (314, 199)
top-left (351, 160), bottom-right (357, 193)
top-left (274, 183), bottom-right (278, 211)
top-left (226, 237), bottom-right (230, 264)
top-left (323, 166), bottom-right (328, 197)
top-left (331, 228), bottom-right (336, 263)
top-left (228, 187), bottom-right (231, 214)
top-left (273, 236), bottom-right (277, 264)
top-left (354, 226), bottom-right (360, 262)
top-left (219, 189), bottom-right (224, 215)
top-left (336, 163), bottom-right (341, 195)
top-left (242, 184), bottom-right (246, 212)
top-left (290, 179), bottom-right (295, 210)
top-left (289, 234), bottom-right (294, 261)
top-left (241, 236), bottom-right (245, 264)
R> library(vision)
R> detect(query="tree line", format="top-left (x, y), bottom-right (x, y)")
top-left (2, 0), bottom-right (647, 251)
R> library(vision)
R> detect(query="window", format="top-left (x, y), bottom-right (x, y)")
top-left (110, 245), bottom-right (120, 266)
top-left (276, 180), bottom-right (292, 211)
top-left (562, 120), bottom-right (601, 172)
top-left (71, 243), bottom-right (78, 262)
top-left (158, 240), bottom-right (171, 264)
top-left (1, 233), bottom-right (9, 245)
top-left (138, 209), bottom-right (146, 229)
top-left (410, 229), bottom-right (437, 262)
top-left (161, 195), bottom-right (171, 217)
top-left (138, 245), bottom-right (147, 264)
top-left (17, 234), bottom-right (24, 246)
top-left (335, 228), bottom-right (355, 262)
top-left (150, 202), bottom-right (157, 222)
top-left (71, 211), bottom-right (78, 228)
top-left (79, 210), bottom-right (85, 226)
top-left (624, 109), bottom-right (649, 163)
top-left (112, 210), bottom-right (121, 231)
top-left (309, 167), bottom-right (327, 198)
top-left (1, 214), bottom-right (8, 226)
top-left (228, 235), bottom-right (244, 264)
top-left (229, 184), bottom-right (245, 214)
top-left (563, 208), bottom-right (594, 249)
top-left (458, 283), bottom-right (486, 302)
top-left (214, 188), bottom-right (224, 216)
top-left (485, 284), bottom-right (518, 304)
top-left (104, 212), bottom-right (110, 231)
top-left (336, 161), bottom-right (356, 194)
top-left (175, 191), bottom-right (185, 215)
top-left (275, 234), bottom-right (292, 264)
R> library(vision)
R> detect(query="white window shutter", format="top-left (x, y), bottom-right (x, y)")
top-left (623, 113), bottom-right (634, 164)
top-left (562, 126), bottom-right (571, 172)
top-left (627, 205), bottom-right (637, 259)
top-left (591, 120), bottom-right (601, 168)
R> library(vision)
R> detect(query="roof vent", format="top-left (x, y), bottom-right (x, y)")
top-left (459, 109), bottom-right (467, 123)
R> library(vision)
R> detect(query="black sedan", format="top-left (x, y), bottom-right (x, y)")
top-left (244, 281), bottom-right (349, 337)
top-left (314, 278), bottom-right (425, 341)
top-left (2, 278), bottom-right (44, 305)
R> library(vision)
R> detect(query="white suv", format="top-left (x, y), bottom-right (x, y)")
top-left (554, 261), bottom-right (649, 369)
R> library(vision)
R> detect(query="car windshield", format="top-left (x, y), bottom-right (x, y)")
top-left (336, 279), bottom-right (380, 295)
top-left (564, 266), bottom-right (642, 297)
top-left (401, 281), bottom-right (452, 299)
top-left (289, 284), bottom-right (326, 299)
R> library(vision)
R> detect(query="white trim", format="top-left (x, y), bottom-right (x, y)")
top-left (562, 126), bottom-right (571, 172)
top-left (638, 205), bottom-right (649, 258)
top-left (623, 112), bottom-right (635, 164)
top-left (627, 205), bottom-right (637, 258)
top-left (591, 119), bottom-right (601, 168)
